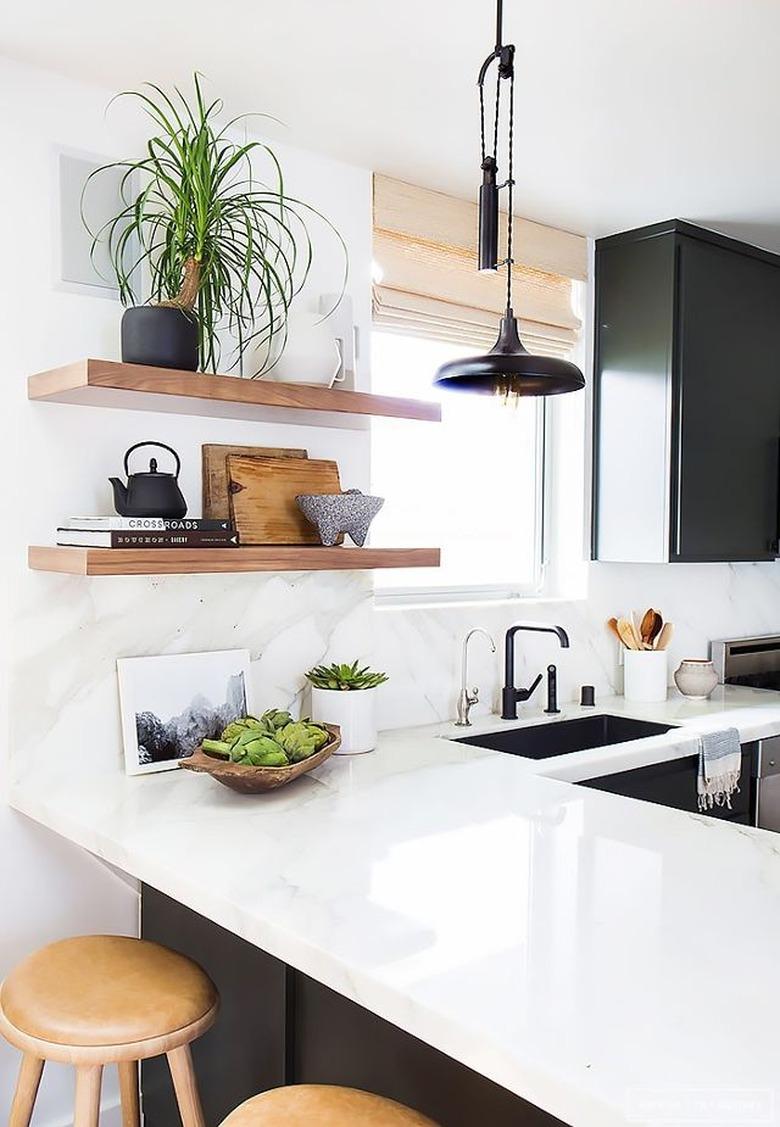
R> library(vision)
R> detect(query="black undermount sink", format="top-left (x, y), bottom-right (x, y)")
top-left (452, 714), bottom-right (675, 760)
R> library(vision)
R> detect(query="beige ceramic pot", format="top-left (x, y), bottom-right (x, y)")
top-left (673, 659), bottom-right (719, 701)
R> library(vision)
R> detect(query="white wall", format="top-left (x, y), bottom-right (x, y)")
top-left (0, 56), bottom-right (374, 1122)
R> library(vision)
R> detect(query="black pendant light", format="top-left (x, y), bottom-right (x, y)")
top-left (434, 0), bottom-right (585, 398)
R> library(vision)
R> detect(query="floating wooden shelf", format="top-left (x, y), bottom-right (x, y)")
top-left (28, 545), bottom-right (441, 576)
top-left (28, 359), bottom-right (441, 429)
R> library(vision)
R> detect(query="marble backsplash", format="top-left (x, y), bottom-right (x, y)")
top-left (12, 570), bottom-right (374, 784)
top-left (14, 558), bottom-right (780, 785)
top-left (373, 560), bottom-right (780, 729)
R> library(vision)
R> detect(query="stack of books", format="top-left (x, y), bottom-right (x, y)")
top-left (56, 517), bottom-right (239, 548)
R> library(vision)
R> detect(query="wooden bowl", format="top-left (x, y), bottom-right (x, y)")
top-left (178, 724), bottom-right (340, 794)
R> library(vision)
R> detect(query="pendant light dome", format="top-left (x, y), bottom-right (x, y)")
top-left (435, 309), bottom-right (585, 397)
top-left (434, 0), bottom-right (584, 399)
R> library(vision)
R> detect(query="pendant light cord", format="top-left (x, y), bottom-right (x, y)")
top-left (506, 68), bottom-right (515, 313)
top-left (479, 62), bottom-right (503, 171)
top-left (479, 82), bottom-right (486, 164)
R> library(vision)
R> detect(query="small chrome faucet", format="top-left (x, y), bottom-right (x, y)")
top-left (455, 627), bottom-right (497, 726)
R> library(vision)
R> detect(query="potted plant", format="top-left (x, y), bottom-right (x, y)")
top-left (305, 661), bottom-right (388, 755)
top-left (83, 74), bottom-right (347, 374)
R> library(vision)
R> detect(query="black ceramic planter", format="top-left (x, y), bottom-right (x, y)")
top-left (121, 306), bottom-right (199, 371)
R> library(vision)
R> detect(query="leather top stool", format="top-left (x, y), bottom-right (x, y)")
top-left (220, 1085), bottom-right (438, 1126)
top-left (0, 935), bottom-right (218, 1127)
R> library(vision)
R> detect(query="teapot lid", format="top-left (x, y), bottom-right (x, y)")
top-left (124, 442), bottom-right (181, 479)
top-left (131, 457), bottom-right (176, 478)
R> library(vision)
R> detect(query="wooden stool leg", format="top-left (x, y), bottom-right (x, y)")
top-left (166, 1044), bottom-right (206, 1127)
top-left (74, 1064), bottom-right (103, 1127)
top-left (9, 1054), bottom-right (44, 1127)
top-left (118, 1059), bottom-right (141, 1127)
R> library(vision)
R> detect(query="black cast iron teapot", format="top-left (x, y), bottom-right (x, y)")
top-left (110, 442), bottom-right (188, 518)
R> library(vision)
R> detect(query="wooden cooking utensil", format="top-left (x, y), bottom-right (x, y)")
top-left (648, 611), bottom-right (663, 648)
top-left (639, 607), bottom-right (656, 645)
top-left (227, 454), bottom-right (342, 545)
top-left (616, 616), bottom-right (640, 650)
top-left (202, 444), bottom-right (308, 520)
top-left (654, 622), bottom-right (674, 650)
top-left (607, 617), bottom-right (623, 645)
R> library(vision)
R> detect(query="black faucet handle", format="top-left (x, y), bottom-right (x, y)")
top-left (516, 671), bottom-right (543, 703)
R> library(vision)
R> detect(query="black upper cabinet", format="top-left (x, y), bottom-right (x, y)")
top-left (593, 220), bottom-right (780, 563)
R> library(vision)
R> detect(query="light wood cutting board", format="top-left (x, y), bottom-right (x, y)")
top-left (202, 444), bottom-right (308, 520)
top-left (227, 455), bottom-right (342, 545)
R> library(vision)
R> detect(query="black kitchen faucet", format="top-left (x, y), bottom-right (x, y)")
top-left (501, 624), bottom-right (570, 720)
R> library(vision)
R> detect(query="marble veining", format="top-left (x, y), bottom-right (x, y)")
top-left (11, 687), bottom-right (780, 1127)
top-left (12, 570), bottom-right (373, 786)
top-left (373, 561), bottom-right (780, 730)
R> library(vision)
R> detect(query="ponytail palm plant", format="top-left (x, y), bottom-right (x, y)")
top-left (83, 74), bottom-right (347, 375)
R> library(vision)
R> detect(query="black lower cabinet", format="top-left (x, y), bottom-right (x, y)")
top-left (579, 745), bottom-right (756, 824)
top-left (140, 887), bottom-right (288, 1126)
top-left (292, 974), bottom-right (564, 1127)
top-left (141, 886), bottom-right (568, 1127)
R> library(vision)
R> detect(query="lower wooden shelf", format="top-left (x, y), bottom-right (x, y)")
top-left (28, 545), bottom-right (441, 576)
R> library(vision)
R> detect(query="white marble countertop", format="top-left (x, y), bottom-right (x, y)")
top-left (10, 686), bottom-right (780, 1127)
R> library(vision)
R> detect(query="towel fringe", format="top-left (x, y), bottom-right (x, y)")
top-left (697, 772), bottom-right (741, 813)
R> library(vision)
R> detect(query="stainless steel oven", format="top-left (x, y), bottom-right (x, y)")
top-left (754, 736), bottom-right (780, 831)
top-left (712, 635), bottom-right (780, 831)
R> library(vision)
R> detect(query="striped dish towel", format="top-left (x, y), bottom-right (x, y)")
top-left (697, 727), bottom-right (742, 811)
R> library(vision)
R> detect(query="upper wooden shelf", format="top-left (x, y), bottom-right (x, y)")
top-left (29, 545), bottom-right (441, 576)
top-left (28, 359), bottom-right (441, 429)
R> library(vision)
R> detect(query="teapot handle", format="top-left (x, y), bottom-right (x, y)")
top-left (124, 441), bottom-right (181, 478)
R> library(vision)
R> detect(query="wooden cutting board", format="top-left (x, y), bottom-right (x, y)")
top-left (227, 455), bottom-right (342, 545)
top-left (202, 444), bottom-right (307, 520)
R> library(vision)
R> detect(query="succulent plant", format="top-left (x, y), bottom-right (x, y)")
top-left (305, 660), bottom-right (389, 692)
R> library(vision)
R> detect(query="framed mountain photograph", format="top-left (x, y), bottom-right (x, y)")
top-left (117, 649), bottom-right (251, 775)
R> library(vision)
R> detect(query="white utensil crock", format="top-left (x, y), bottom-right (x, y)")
top-left (623, 650), bottom-right (668, 703)
top-left (310, 686), bottom-right (377, 754)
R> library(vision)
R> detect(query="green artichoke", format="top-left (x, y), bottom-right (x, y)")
top-left (276, 721), bottom-right (328, 762)
top-left (261, 708), bottom-right (293, 730)
top-left (201, 739), bottom-right (232, 758)
top-left (221, 716), bottom-right (262, 742)
top-left (243, 737), bottom-right (288, 767)
top-left (216, 712), bottom-right (328, 767)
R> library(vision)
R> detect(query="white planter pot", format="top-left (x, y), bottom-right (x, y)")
top-left (310, 686), bottom-right (377, 754)
top-left (264, 311), bottom-right (343, 387)
top-left (623, 650), bottom-right (668, 703)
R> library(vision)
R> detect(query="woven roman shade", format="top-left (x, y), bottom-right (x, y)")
top-left (372, 175), bottom-right (586, 357)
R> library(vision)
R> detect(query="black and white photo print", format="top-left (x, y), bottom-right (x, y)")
top-left (117, 649), bottom-right (251, 774)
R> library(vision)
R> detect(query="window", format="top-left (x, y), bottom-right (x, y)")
top-left (369, 175), bottom-right (588, 602)
top-left (370, 330), bottom-right (546, 599)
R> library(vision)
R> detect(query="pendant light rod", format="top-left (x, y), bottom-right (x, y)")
top-left (477, 0), bottom-right (515, 291)
top-left (505, 63), bottom-right (515, 313)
